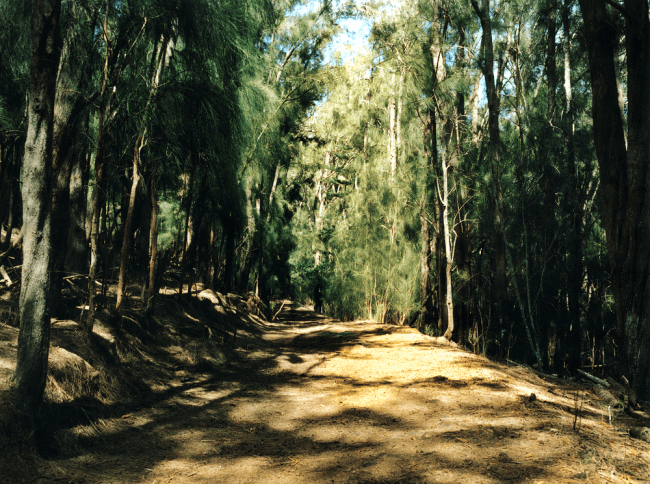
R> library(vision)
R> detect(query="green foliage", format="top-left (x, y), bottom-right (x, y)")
top-left (288, 47), bottom-right (423, 322)
top-left (157, 198), bottom-right (183, 250)
top-left (0, 0), bottom-right (618, 376)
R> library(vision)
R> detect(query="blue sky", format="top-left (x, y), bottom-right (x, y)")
top-left (325, 14), bottom-right (372, 63)
top-left (292, 0), bottom-right (372, 64)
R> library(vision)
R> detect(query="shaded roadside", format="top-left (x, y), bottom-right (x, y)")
top-left (3, 300), bottom-right (650, 483)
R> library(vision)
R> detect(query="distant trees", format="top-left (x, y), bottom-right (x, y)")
top-left (288, 0), bottom-right (617, 379)
top-left (5, 0), bottom-right (650, 414)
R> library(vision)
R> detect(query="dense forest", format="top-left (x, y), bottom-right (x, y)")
top-left (2, 0), bottom-right (650, 417)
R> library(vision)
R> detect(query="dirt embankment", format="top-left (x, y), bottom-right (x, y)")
top-left (2, 297), bottom-right (650, 483)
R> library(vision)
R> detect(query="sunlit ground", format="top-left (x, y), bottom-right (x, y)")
top-left (2, 305), bottom-right (647, 483)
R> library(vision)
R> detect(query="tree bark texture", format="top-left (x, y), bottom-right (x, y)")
top-left (579, 0), bottom-right (650, 398)
top-left (13, 0), bottom-right (62, 417)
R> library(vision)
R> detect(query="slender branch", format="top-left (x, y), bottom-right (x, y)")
top-left (274, 42), bottom-right (302, 83)
top-left (602, 0), bottom-right (631, 20)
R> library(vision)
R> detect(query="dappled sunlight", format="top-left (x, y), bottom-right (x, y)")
top-left (129, 313), bottom-right (647, 483)
top-left (9, 303), bottom-right (647, 483)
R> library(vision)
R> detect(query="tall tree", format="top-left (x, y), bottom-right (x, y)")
top-left (579, 0), bottom-right (650, 398)
top-left (13, 0), bottom-right (62, 417)
top-left (50, 1), bottom-right (97, 315)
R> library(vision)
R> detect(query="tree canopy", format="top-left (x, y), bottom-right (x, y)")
top-left (3, 0), bottom-right (650, 414)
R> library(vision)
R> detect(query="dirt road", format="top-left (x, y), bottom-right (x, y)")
top-left (34, 304), bottom-right (650, 483)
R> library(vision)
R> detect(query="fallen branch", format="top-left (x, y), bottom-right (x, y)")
top-left (577, 369), bottom-right (611, 388)
top-left (507, 359), bottom-right (529, 369)
top-left (0, 266), bottom-right (11, 285)
top-left (506, 359), bottom-right (558, 380)
top-left (63, 273), bottom-right (88, 280)
top-left (81, 407), bottom-right (102, 436)
top-left (271, 300), bottom-right (286, 321)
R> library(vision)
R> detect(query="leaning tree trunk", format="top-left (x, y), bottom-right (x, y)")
top-left (13, 0), bottom-right (62, 418)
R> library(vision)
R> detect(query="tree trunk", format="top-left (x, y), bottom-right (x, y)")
top-left (1, 148), bottom-right (21, 252)
top-left (87, 6), bottom-right (112, 333)
top-left (430, 3), bottom-right (447, 336)
top-left (13, 0), bottom-right (62, 418)
top-left (312, 152), bottom-right (330, 312)
top-left (206, 220), bottom-right (215, 289)
top-left (64, 115), bottom-right (90, 276)
top-left (137, 181), bottom-right (152, 285)
top-left (562, 0), bottom-right (582, 373)
top-left (471, 0), bottom-right (507, 306)
top-left (239, 180), bottom-right (256, 292)
top-left (146, 169), bottom-right (159, 313)
top-left (440, 136), bottom-right (454, 340)
top-left (472, 0), bottom-right (542, 367)
top-left (546, 0), bottom-right (557, 120)
top-left (223, 222), bottom-right (235, 292)
top-left (50, 5), bottom-right (94, 315)
top-left (178, 169), bottom-right (194, 295)
top-left (420, 192), bottom-right (434, 328)
top-left (579, 0), bottom-right (650, 398)
top-left (396, 70), bottom-right (403, 165)
top-left (420, 111), bottom-right (437, 329)
top-left (389, 73), bottom-right (397, 183)
top-left (115, 132), bottom-right (144, 312)
top-left (1, 172), bottom-right (15, 252)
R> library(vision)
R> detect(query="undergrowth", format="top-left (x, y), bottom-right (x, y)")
top-left (0, 290), bottom-right (262, 469)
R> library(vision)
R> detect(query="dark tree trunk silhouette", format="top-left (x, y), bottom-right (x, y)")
top-left (579, 0), bottom-right (650, 398)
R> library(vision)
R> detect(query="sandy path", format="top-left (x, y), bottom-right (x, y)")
top-left (36, 305), bottom-right (650, 483)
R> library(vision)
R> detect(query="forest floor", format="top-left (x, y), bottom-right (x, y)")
top-left (2, 300), bottom-right (650, 483)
